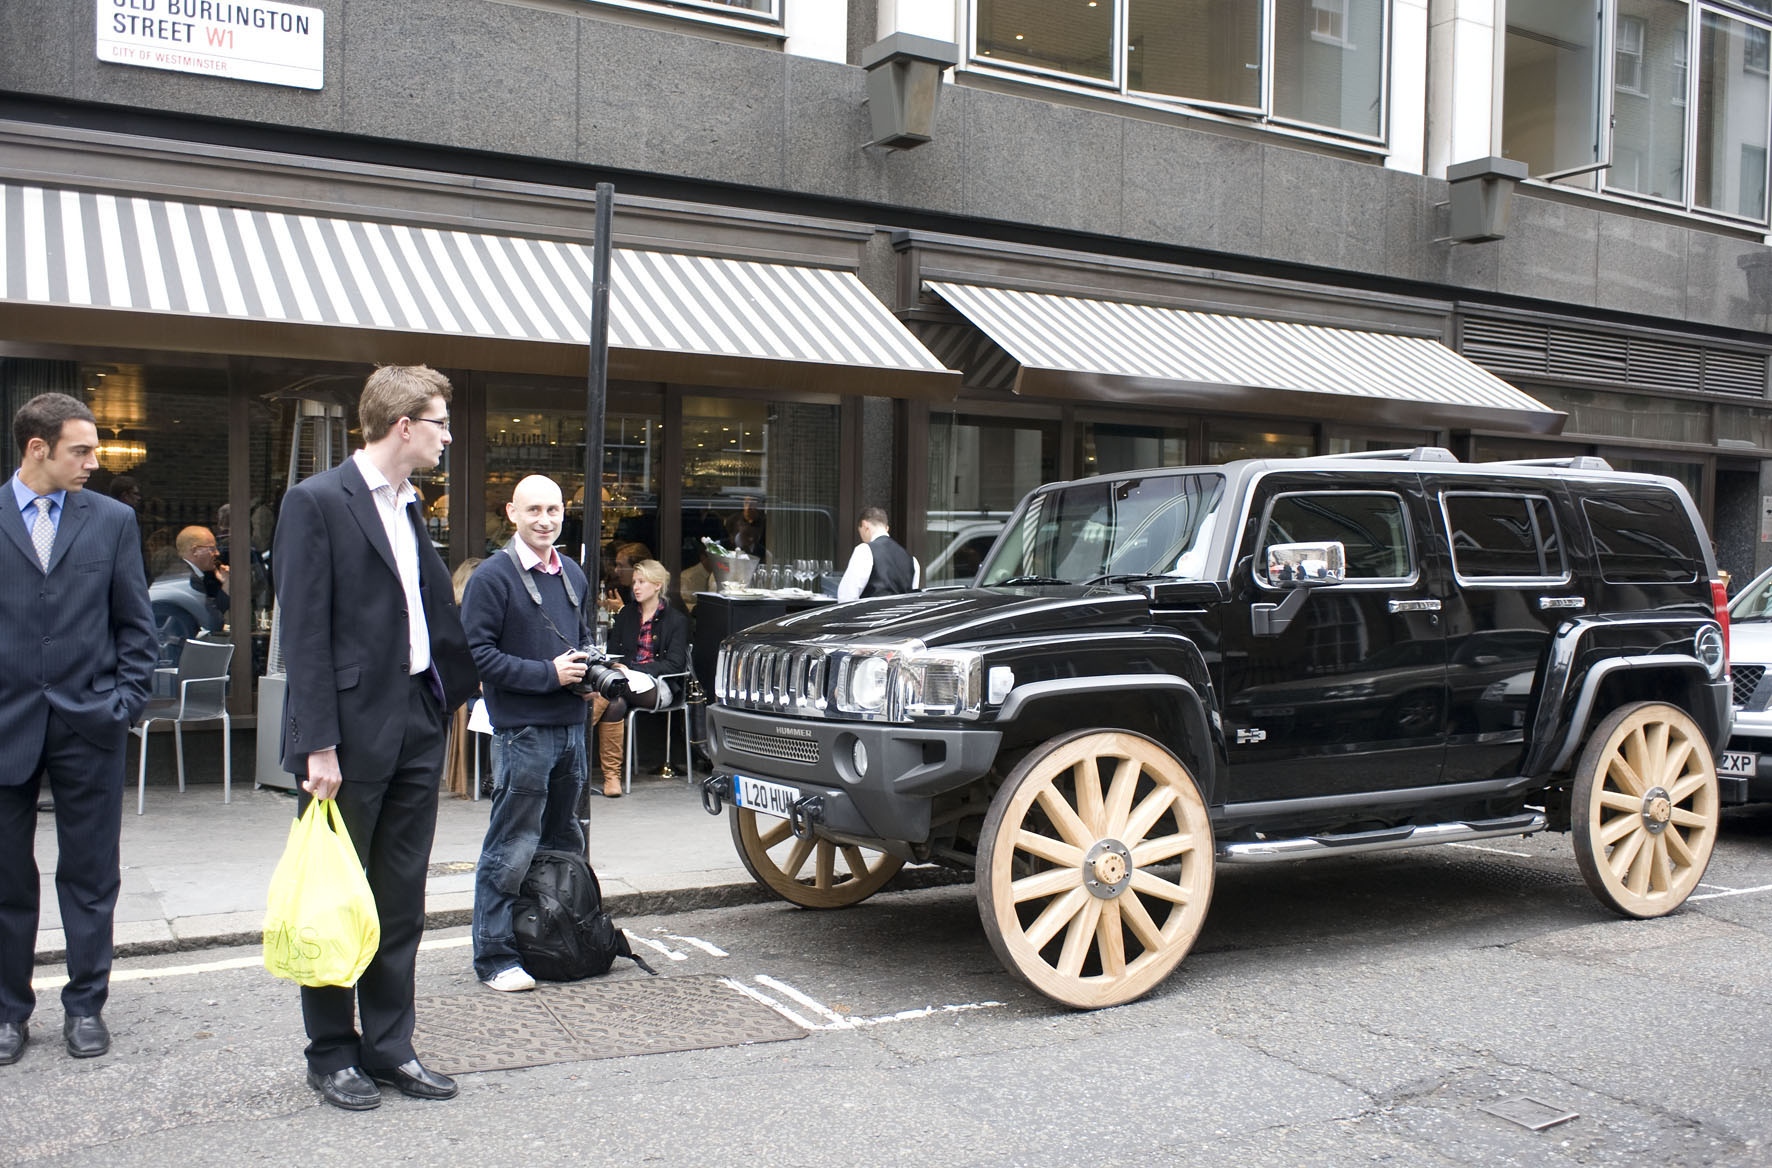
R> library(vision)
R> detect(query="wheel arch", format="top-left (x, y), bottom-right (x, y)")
top-left (1542, 656), bottom-right (1725, 775)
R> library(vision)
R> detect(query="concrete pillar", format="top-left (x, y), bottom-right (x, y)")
top-left (1425, 0), bottom-right (1501, 178)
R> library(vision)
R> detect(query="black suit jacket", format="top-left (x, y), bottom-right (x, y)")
top-left (272, 458), bottom-right (476, 780)
top-left (0, 483), bottom-right (157, 783)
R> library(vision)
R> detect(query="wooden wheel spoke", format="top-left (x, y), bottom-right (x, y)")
top-left (1664, 823), bottom-right (1699, 869)
top-left (1129, 868), bottom-right (1192, 906)
top-left (1024, 886), bottom-right (1091, 952)
top-left (1606, 752), bottom-right (1647, 798)
top-left (1598, 811), bottom-right (1639, 846)
top-left (1650, 833), bottom-right (1676, 891)
top-left (1624, 830), bottom-right (1655, 895)
top-left (1659, 736), bottom-right (1696, 787)
top-left (814, 842), bottom-right (837, 890)
top-left (1607, 827), bottom-right (1647, 880)
top-left (1012, 865), bottom-right (1083, 904)
top-left (1122, 785), bottom-right (1179, 843)
top-left (1119, 890), bottom-right (1165, 950)
top-left (1056, 898), bottom-right (1104, 978)
top-left (1598, 790), bottom-right (1641, 814)
top-left (1669, 806), bottom-right (1709, 829)
top-left (1102, 763), bottom-right (1139, 839)
top-left (841, 845), bottom-right (873, 879)
top-left (1036, 785), bottom-right (1097, 849)
top-left (757, 818), bottom-right (794, 849)
top-left (1096, 900), bottom-right (1127, 978)
top-left (1130, 831), bottom-right (1195, 867)
top-left (1074, 758), bottom-right (1111, 836)
top-left (1667, 773), bottom-right (1710, 805)
top-left (781, 834), bottom-right (815, 881)
top-left (1014, 828), bottom-right (1084, 868)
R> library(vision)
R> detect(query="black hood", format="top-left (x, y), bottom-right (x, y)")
top-left (743, 587), bottom-right (1157, 648)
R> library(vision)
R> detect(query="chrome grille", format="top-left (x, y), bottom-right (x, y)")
top-left (1733, 664), bottom-right (1765, 708)
top-left (724, 727), bottom-right (821, 764)
top-left (718, 643), bottom-right (829, 714)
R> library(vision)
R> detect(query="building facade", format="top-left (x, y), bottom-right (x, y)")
top-left (5, 0), bottom-right (1772, 720)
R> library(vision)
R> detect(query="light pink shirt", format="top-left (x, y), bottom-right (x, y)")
top-left (513, 538), bottom-right (563, 575)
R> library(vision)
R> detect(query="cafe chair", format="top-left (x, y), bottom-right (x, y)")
top-left (623, 671), bottom-right (694, 794)
top-left (133, 638), bottom-right (233, 815)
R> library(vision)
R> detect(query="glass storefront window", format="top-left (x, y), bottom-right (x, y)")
top-left (975, 0), bottom-right (1116, 82)
top-left (1081, 420), bottom-right (1189, 475)
top-left (682, 396), bottom-right (840, 576)
top-left (1206, 419), bottom-right (1315, 461)
top-left (1610, 0), bottom-right (1689, 204)
top-left (1272, 0), bottom-right (1386, 138)
top-left (1695, 8), bottom-right (1772, 219)
top-left (1502, 0), bottom-right (1606, 180)
top-left (1128, 0), bottom-right (1263, 112)
top-left (925, 412), bottom-right (1059, 587)
top-left (484, 379), bottom-right (660, 569)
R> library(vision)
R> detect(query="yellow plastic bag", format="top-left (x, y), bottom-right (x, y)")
top-left (262, 798), bottom-right (381, 987)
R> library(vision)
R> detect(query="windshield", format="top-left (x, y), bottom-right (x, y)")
top-left (1731, 568), bottom-right (1772, 622)
top-left (977, 473), bottom-right (1225, 586)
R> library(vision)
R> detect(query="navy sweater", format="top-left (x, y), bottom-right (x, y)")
top-left (460, 549), bottom-right (591, 729)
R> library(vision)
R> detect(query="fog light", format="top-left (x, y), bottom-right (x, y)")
top-left (852, 738), bottom-right (869, 777)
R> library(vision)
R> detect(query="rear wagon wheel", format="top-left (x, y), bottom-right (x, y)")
top-left (1571, 701), bottom-right (1719, 919)
top-left (731, 808), bottom-right (906, 909)
top-left (976, 729), bottom-right (1214, 1009)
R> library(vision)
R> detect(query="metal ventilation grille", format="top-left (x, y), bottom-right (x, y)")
top-left (1462, 317), bottom-right (1767, 398)
top-left (1734, 664), bottom-right (1765, 708)
top-left (723, 727), bottom-right (821, 764)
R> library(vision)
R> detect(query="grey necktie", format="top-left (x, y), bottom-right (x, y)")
top-left (31, 496), bottom-right (53, 571)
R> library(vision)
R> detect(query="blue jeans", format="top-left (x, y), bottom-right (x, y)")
top-left (471, 723), bottom-right (587, 980)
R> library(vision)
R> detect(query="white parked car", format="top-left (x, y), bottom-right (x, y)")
top-left (1723, 566), bottom-right (1772, 801)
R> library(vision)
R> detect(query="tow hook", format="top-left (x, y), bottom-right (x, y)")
top-left (788, 795), bottom-right (826, 841)
top-left (701, 774), bottom-right (729, 816)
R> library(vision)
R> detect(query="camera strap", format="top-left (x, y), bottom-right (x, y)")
top-left (503, 539), bottom-right (584, 653)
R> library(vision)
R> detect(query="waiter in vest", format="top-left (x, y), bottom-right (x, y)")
top-left (836, 506), bottom-right (918, 600)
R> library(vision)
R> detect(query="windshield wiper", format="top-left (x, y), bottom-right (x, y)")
top-left (996, 574), bottom-right (1072, 587)
top-left (1082, 572), bottom-right (1174, 586)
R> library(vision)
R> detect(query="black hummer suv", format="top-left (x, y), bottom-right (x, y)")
top-left (701, 449), bottom-right (1731, 1008)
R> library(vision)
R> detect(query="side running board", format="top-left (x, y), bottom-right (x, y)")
top-left (1216, 812), bottom-right (1547, 864)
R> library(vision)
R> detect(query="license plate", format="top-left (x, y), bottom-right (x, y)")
top-left (733, 774), bottom-right (802, 819)
top-left (1719, 751), bottom-right (1757, 777)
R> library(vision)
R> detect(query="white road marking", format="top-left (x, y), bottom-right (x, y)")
top-left (625, 932), bottom-right (689, 961)
top-left (1689, 882), bottom-right (1772, 901)
top-left (720, 976), bottom-right (820, 1030)
top-left (660, 932), bottom-right (728, 957)
top-left (1447, 842), bottom-right (1533, 857)
top-left (755, 973), bottom-right (853, 1028)
top-left (733, 973), bottom-right (1004, 1032)
top-left (30, 934), bottom-right (476, 991)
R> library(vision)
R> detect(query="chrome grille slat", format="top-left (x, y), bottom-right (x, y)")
top-left (725, 727), bottom-right (821, 764)
top-left (718, 643), bottom-right (833, 715)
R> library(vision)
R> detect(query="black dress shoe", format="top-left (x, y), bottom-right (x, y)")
top-left (0, 1021), bottom-right (26, 1065)
top-left (368, 1059), bottom-right (458, 1100)
top-left (63, 1014), bottom-right (108, 1059)
top-left (306, 1066), bottom-right (382, 1111)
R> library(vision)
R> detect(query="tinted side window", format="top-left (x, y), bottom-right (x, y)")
top-left (1260, 492), bottom-right (1412, 580)
top-left (1443, 493), bottom-right (1565, 580)
top-left (1582, 490), bottom-right (1703, 584)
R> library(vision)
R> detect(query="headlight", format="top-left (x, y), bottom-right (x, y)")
top-left (1695, 625), bottom-right (1725, 679)
top-left (894, 650), bottom-right (983, 719)
top-left (837, 653), bottom-right (891, 714)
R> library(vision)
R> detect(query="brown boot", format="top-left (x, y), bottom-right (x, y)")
top-left (599, 718), bottom-right (626, 798)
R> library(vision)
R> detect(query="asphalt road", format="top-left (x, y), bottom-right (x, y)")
top-left (7, 807), bottom-right (1772, 1167)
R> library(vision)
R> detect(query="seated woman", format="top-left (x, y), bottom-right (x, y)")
top-left (590, 559), bottom-right (689, 797)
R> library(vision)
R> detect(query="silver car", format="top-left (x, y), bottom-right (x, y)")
top-left (1723, 566), bottom-right (1772, 800)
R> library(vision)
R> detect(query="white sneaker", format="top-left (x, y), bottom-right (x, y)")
top-left (482, 966), bottom-right (536, 993)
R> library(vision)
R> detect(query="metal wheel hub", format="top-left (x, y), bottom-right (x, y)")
top-left (1641, 786), bottom-right (1673, 835)
top-left (1083, 839), bottom-right (1133, 899)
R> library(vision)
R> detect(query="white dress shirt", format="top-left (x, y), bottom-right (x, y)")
top-left (352, 450), bottom-right (431, 676)
top-left (837, 534), bottom-right (921, 601)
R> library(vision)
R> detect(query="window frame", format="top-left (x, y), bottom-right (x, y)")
top-left (585, 0), bottom-right (783, 32)
top-left (967, 0), bottom-right (1392, 147)
top-left (1439, 491), bottom-right (1572, 587)
top-left (1253, 489), bottom-right (1419, 590)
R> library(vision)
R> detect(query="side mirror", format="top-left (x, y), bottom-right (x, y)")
top-left (1264, 541), bottom-right (1347, 587)
top-left (1253, 541), bottom-right (1347, 637)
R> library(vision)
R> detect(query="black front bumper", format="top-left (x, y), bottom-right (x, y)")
top-left (705, 706), bottom-right (1001, 843)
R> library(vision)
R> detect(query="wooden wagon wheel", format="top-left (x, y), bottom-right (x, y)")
top-left (731, 807), bottom-right (906, 909)
top-left (1571, 701), bottom-right (1719, 919)
top-left (976, 729), bottom-right (1214, 1009)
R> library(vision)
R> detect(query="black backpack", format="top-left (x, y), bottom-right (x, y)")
top-left (512, 850), bottom-right (656, 981)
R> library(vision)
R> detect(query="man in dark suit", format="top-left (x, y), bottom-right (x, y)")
top-left (273, 365), bottom-right (477, 1110)
top-left (0, 393), bottom-right (157, 1066)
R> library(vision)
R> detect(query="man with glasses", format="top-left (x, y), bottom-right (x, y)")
top-left (273, 365), bottom-right (477, 1110)
top-left (148, 525), bottom-right (229, 664)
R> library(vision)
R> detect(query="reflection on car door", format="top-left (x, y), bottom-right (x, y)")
top-left (1220, 475), bottom-right (1449, 803)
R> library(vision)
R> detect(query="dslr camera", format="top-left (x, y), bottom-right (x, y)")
top-left (570, 644), bottom-right (630, 700)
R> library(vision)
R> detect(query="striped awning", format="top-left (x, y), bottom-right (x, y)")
top-left (0, 183), bottom-right (957, 397)
top-left (926, 281), bottom-right (1563, 434)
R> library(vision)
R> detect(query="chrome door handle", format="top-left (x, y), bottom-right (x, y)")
top-left (1387, 598), bottom-right (1442, 613)
top-left (1539, 596), bottom-right (1586, 610)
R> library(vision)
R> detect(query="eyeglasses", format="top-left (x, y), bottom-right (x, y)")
top-left (192, 546), bottom-right (218, 554)
top-left (411, 416), bottom-right (451, 434)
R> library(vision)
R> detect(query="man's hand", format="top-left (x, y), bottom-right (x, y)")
top-left (554, 649), bottom-right (589, 688)
top-left (302, 747), bottom-right (343, 800)
top-left (214, 562), bottom-right (231, 593)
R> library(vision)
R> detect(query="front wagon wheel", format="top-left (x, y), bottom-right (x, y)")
top-left (976, 729), bottom-right (1215, 1009)
top-left (1571, 701), bottom-right (1719, 919)
top-left (731, 807), bottom-right (905, 909)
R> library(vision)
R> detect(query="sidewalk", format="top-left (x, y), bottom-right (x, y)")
top-left (31, 773), bottom-right (763, 965)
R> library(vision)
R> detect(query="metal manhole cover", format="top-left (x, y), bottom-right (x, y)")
top-left (1479, 1096), bottom-right (1579, 1131)
top-left (415, 974), bottom-right (804, 1074)
top-left (426, 860), bottom-right (477, 876)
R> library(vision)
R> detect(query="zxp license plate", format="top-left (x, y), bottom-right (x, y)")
top-left (1718, 750), bottom-right (1757, 777)
top-left (734, 774), bottom-right (801, 819)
